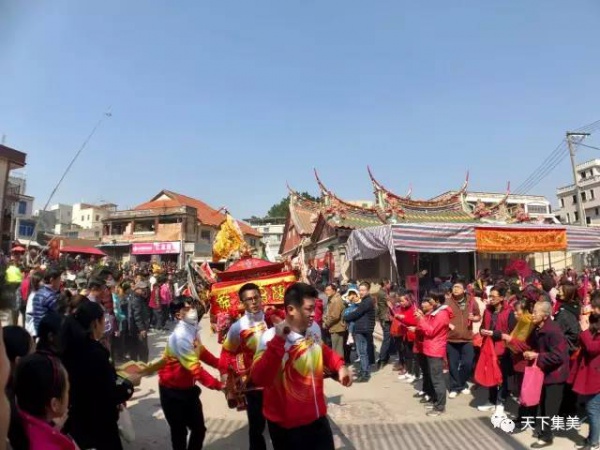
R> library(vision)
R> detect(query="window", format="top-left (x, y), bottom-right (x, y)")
top-left (587, 217), bottom-right (592, 225)
top-left (201, 230), bottom-right (211, 240)
top-left (81, 216), bottom-right (84, 221)
top-left (566, 213), bottom-right (571, 223)
top-left (596, 208), bottom-right (599, 216)
top-left (263, 227), bottom-right (270, 233)
top-left (560, 198), bottom-right (565, 208)
top-left (95, 215), bottom-right (100, 222)
top-left (87, 215), bottom-right (90, 221)
top-left (573, 195), bottom-right (578, 204)
top-left (575, 211), bottom-right (580, 222)
top-left (527, 205), bottom-right (548, 214)
top-left (18, 220), bottom-right (35, 237)
top-left (592, 190), bottom-right (595, 200)
top-left (582, 192), bottom-right (587, 202)
top-left (17, 201), bottom-right (27, 215)
top-left (250, 238), bottom-right (256, 247)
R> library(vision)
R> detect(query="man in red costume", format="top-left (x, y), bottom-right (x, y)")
top-left (251, 282), bottom-right (352, 450)
top-left (219, 283), bottom-right (268, 450)
top-left (158, 297), bottom-right (223, 450)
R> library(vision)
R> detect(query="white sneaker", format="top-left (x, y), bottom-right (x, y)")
top-left (477, 403), bottom-right (495, 412)
top-left (448, 392), bottom-right (459, 399)
top-left (494, 405), bottom-right (506, 417)
top-left (461, 388), bottom-right (471, 395)
top-left (405, 375), bottom-right (416, 383)
top-left (398, 373), bottom-right (408, 380)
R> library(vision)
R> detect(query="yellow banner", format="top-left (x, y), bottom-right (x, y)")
top-left (475, 228), bottom-right (567, 253)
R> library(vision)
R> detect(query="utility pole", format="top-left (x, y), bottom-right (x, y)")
top-left (567, 131), bottom-right (590, 226)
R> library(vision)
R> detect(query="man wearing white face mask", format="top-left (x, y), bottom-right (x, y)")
top-left (158, 297), bottom-right (223, 450)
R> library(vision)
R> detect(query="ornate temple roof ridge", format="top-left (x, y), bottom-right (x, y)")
top-left (313, 169), bottom-right (384, 218)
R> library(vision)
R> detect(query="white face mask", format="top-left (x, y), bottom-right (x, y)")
top-left (183, 308), bottom-right (198, 325)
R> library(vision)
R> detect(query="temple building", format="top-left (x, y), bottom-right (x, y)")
top-left (279, 168), bottom-right (557, 282)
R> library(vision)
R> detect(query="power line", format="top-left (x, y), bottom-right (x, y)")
top-left (513, 140), bottom-right (567, 194)
top-left (576, 142), bottom-right (600, 152)
top-left (513, 119), bottom-right (600, 195)
top-left (28, 108), bottom-right (112, 252)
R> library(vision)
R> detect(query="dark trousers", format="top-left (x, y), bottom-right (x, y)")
top-left (403, 340), bottom-right (420, 377)
top-left (394, 337), bottom-right (406, 366)
top-left (268, 416), bottom-right (334, 450)
top-left (378, 321), bottom-right (395, 363)
top-left (489, 353), bottom-right (513, 405)
top-left (367, 333), bottom-right (376, 365)
top-left (128, 333), bottom-right (149, 363)
top-left (418, 353), bottom-right (433, 398)
top-left (245, 391), bottom-right (266, 450)
top-left (519, 383), bottom-right (564, 443)
top-left (447, 342), bottom-right (474, 393)
top-left (427, 356), bottom-right (446, 412)
top-left (559, 382), bottom-right (579, 417)
top-left (160, 385), bottom-right (206, 450)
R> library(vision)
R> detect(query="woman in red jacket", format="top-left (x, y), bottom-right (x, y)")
top-left (416, 291), bottom-right (453, 417)
top-left (569, 294), bottom-right (600, 450)
top-left (396, 292), bottom-right (419, 383)
top-left (412, 298), bottom-right (434, 401)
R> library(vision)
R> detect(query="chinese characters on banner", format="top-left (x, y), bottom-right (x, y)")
top-left (209, 272), bottom-right (297, 317)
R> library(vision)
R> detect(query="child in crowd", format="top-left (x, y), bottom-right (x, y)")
top-left (14, 353), bottom-right (77, 450)
top-left (3, 325), bottom-right (34, 450)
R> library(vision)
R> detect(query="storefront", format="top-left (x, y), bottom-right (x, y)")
top-left (131, 241), bottom-right (182, 264)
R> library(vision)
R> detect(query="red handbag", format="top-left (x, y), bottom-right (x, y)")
top-left (474, 337), bottom-right (503, 387)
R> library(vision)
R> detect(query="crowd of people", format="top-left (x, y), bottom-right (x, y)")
top-left (0, 258), bottom-right (198, 450)
top-left (311, 269), bottom-right (600, 450)
top-left (0, 257), bottom-right (599, 450)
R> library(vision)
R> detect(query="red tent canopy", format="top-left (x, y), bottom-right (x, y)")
top-left (216, 256), bottom-right (285, 283)
top-left (60, 246), bottom-right (106, 257)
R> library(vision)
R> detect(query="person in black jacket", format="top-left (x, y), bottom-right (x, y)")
top-left (128, 281), bottom-right (151, 363)
top-left (60, 298), bottom-right (141, 450)
top-left (554, 282), bottom-right (581, 418)
top-left (344, 282), bottom-right (376, 383)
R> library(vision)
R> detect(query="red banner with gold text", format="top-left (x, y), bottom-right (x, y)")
top-left (209, 271), bottom-right (297, 316)
top-left (475, 227), bottom-right (567, 253)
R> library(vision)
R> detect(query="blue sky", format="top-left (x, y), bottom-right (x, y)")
top-left (1, 1), bottom-right (599, 218)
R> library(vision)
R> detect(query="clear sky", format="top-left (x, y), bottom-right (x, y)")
top-left (1, 1), bottom-right (599, 218)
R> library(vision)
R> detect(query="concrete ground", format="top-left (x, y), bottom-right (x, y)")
top-left (126, 318), bottom-right (587, 449)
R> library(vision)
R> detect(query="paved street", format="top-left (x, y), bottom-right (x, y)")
top-left (125, 318), bottom-right (586, 450)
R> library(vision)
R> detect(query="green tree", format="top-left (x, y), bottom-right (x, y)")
top-left (266, 192), bottom-right (318, 218)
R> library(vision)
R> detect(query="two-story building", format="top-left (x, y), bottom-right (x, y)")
top-left (8, 174), bottom-right (37, 246)
top-left (556, 159), bottom-right (600, 225)
top-left (0, 145), bottom-right (27, 252)
top-left (100, 190), bottom-right (261, 265)
top-left (245, 217), bottom-right (286, 262)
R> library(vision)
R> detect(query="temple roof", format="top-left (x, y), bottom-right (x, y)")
top-left (313, 170), bottom-right (385, 229)
top-left (367, 167), bottom-right (475, 222)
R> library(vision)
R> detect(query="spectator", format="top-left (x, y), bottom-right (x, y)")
top-left (128, 281), bottom-right (150, 363)
top-left (24, 271), bottom-right (43, 337)
top-left (518, 301), bottom-right (570, 448)
top-left (375, 283), bottom-right (394, 369)
top-left (60, 298), bottom-right (139, 450)
top-left (31, 268), bottom-right (61, 336)
top-left (3, 326), bottom-right (34, 450)
top-left (446, 279), bottom-right (481, 399)
top-left (416, 291), bottom-right (453, 417)
top-left (322, 284), bottom-right (347, 360)
top-left (344, 282), bottom-right (376, 383)
top-left (569, 294), bottom-right (600, 450)
top-left (14, 353), bottom-right (76, 450)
